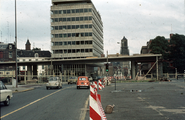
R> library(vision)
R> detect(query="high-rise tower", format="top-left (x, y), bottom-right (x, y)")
top-left (120, 36), bottom-right (129, 55)
top-left (50, 0), bottom-right (103, 59)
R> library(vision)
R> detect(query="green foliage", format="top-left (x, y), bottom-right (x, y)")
top-left (149, 34), bottom-right (185, 73)
top-left (149, 36), bottom-right (169, 59)
top-left (169, 34), bottom-right (185, 72)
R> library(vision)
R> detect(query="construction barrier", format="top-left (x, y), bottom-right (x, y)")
top-left (90, 82), bottom-right (107, 120)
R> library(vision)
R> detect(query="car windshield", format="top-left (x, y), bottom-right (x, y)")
top-left (79, 78), bottom-right (86, 80)
top-left (49, 77), bottom-right (57, 81)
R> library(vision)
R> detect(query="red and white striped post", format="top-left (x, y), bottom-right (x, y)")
top-left (89, 85), bottom-right (101, 120)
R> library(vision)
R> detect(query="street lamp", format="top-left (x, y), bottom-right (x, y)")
top-left (15, 0), bottom-right (18, 88)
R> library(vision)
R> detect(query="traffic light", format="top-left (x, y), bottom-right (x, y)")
top-left (106, 63), bottom-right (109, 72)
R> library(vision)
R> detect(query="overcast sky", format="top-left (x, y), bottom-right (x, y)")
top-left (0, 0), bottom-right (185, 55)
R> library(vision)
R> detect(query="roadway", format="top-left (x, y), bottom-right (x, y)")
top-left (0, 84), bottom-right (89, 120)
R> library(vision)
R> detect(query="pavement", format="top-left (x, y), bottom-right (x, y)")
top-left (6, 84), bottom-right (44, 93)
top-left (98, 79), bottom-right (185, 120)
top-left (6, 82), bottom-right (68, 93)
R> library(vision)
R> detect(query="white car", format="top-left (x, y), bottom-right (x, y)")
top-left (0, 81), bottom-right (13, 106)
top-left (46, 77), bottom-right (62, 90)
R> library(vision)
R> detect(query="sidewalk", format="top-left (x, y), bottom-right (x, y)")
top-left (99, 81), bottom-right (185, 120)
top-left (6, 82), bottom-right (68, 93)
top-left (6, 84), bottom-right (43, 93)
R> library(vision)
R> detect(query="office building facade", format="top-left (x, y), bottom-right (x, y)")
top-left (50, 0), bottom-right (103, 59)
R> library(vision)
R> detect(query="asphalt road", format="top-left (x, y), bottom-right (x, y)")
top-left (0, 84), bottom-right (90, 120)
top-left (99, 79), bottom-right (185, 120)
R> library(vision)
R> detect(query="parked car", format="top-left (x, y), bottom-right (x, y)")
top-left (46, 77), bottom-right (62, 90)
top-left (0, 81), bottom-right (13, 106)
top-left (68, 76), bottom-right (78, 84)
top-left (76, 76), bottom-right (90, 89)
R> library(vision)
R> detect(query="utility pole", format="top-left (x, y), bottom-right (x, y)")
top-left (15, 0), bottom-right (18, 88)
top-left (107, 50), bottom-right (108, 86)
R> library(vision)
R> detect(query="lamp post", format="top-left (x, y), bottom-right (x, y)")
top-left (15, 0), bottom-right (18, 88)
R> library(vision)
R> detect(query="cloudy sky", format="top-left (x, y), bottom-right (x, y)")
top-left (0, 0), bottom-right (185, 55)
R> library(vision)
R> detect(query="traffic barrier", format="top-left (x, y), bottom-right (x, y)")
top-left (98, 80), bottom-right (102, 90)
top-left (93, 81), bottom-right (98, 90)
top-left (89, 84), bottom-right (107, 120)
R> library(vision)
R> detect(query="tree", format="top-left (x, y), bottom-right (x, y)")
top-left (149, 36), bottom-right (169, 73)
top-left (149, 36), bottom-right (169, 59)
top-left (169, 34), bottom-right (185, 73)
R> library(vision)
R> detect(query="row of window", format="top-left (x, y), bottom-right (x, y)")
top-left (51, 24), bottom-right (92, 30)
top-left (52, 41), bottom-right (92, 46)
top-left (53, 49), bottom-right (93, 54)
top-left (51, 8), bottom-right (92, 14)
top-left (51, 32), bottom-right (93, 38)
top-left (51, 16), bottom-right (92, 22)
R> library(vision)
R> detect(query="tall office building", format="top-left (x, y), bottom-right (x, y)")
top-left (50, 0), bottom-right (103, 59)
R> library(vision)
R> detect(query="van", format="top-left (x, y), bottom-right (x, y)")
top-left (76, 76), bottom-right (90, 89)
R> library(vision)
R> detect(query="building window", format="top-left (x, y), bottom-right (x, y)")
top-left (80, 17), bottom-right (83, 21)
top-left (9, 51), bottom-right (12, 58)
top-left (72, 25), bottom-right (75, 29)
top-left (23, 66), bottom-right (25, 70)
top-left (84, 9), bottom-right (88, 12)
top-left (80, 25), bottom-right (84, 29)
top-left (67, 10), bottom-right (70, 14)
top-left (63, 10), bottom-right (66, 14)
top-left (67, 25), bottom-right (71, 29)
top-left (54, 26), bottom-right (58, 30)
top-left (72, 33), bottom-right (76, 37)
top-left (72, 41), bottom-right (75, 45)
top-left (72, 9), bottom-right (75, 13)
top-left (35, 53), bottom-right (39, 57)
top-left (68, 41), bottom-right (71, 45)
top-left (85, 33), bottom-right (88, 36)
top-left (9, 45), bottom-right (12, 49)
top-left (63, 18), bottom-right (66, 21)
top-left (59, 10), bottom-right (62, 14)
top-left (64, 42), bottom-right (67, 45)
top-left (67, 18), bottom-right (71, 21)
top-left (59, 42), bottom-right (63, 45)
top-left (76, 17), bottom-right (79, 21)
top-left (59, 18), bottom-right (62, 22)
top-left (72, 49), bottom-right (75, 53)
top-left (59, 34), bottom-right (62, 38)
top-left (29, 59), bottom-right (31, 61)
top-left (42, 65), bottom-right (44, 69)
top-left (76, 25), bottom-right (80, 29)
top-left (72, 17), bottom-right (75, 21)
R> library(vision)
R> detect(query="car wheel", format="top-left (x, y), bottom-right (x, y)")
top-left (46, 87), bottom-right (49, 90)
top-left (4, 97), bottom-right (10, 106)
top-left (77, 86), bottom-right (79, 89)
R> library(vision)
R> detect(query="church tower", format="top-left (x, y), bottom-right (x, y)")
top-left (25, 39), bottom-right (31, 50)
top-left (120, 36), bottom-right (129, 55)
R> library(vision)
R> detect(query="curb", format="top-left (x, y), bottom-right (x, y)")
top-left (12, 88), bottom-right (35, 93)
